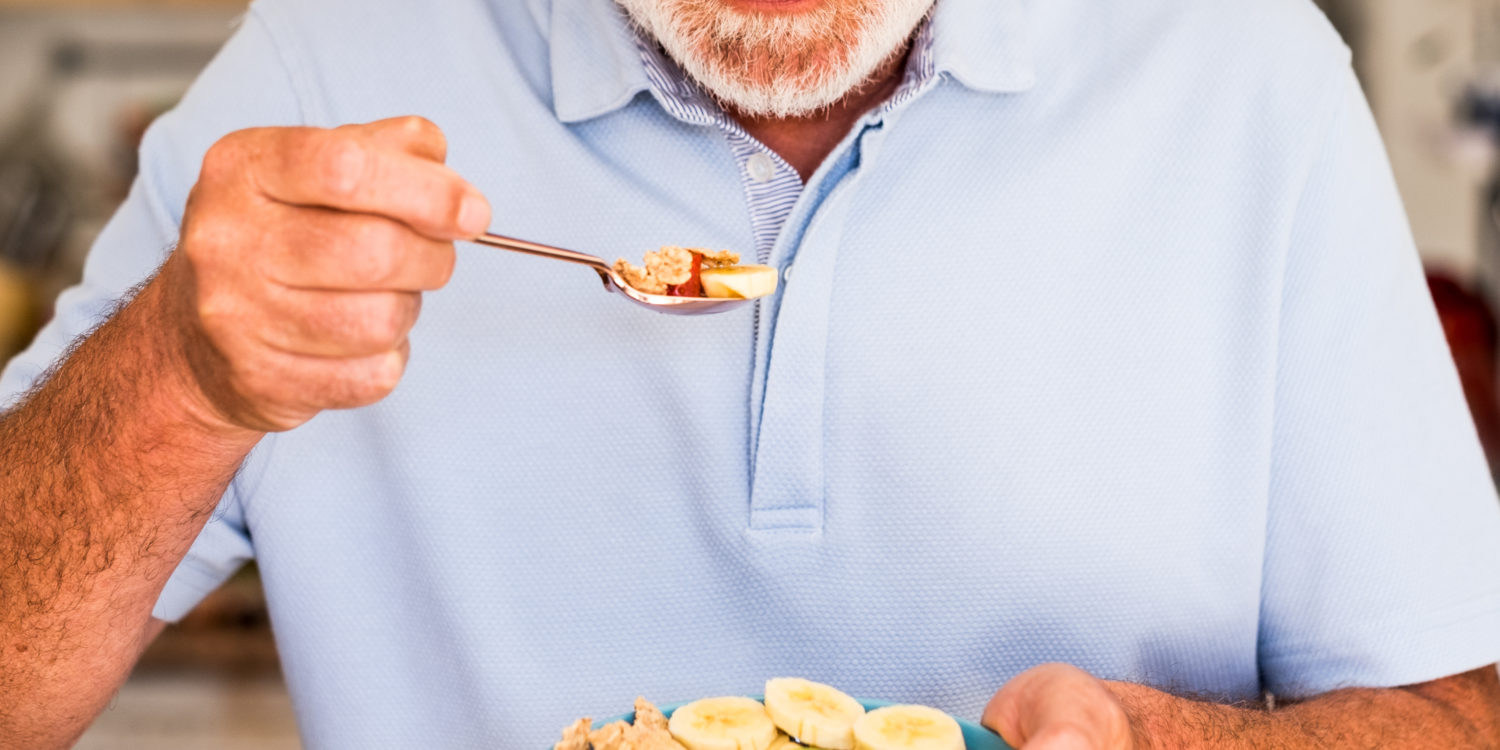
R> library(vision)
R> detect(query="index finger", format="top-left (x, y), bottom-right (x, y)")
top-left (246, 127), bottom-right (491, 240)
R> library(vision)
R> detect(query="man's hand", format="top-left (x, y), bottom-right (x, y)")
top-left (983, 663), bottom-right (1136, 750)
top-left (163, 115), bottom-right (490, 433)
top-left (981, 663), bottom-right (1500, 749)
top-left (0, 116), bottom-right (490, 749)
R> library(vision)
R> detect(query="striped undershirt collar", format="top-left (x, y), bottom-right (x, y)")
top-left (633, 21), bottom-right (940, 261)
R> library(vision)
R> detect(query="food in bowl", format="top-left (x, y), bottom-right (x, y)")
top-left (555, 696), bottom-right (681, 750)
top-left (614, 246), bottom-right (778, 300)
top-left (553, 678), bottom-right (964, 750)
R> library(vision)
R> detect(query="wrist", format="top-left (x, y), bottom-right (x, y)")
top-left (1102, 681), bottom-right (1156, 750)
top-left (132, 258), bottom-right (265, 450)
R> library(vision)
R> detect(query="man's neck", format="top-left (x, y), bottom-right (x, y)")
top-left (726, 46), bottom-right (912, 183)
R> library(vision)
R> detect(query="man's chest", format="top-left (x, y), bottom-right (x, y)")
top-left (251, 85), bottom-right (1290, 565)
top-left (231, 107), bottom-right (1289, 750)
top-left (246, 148), bottom-right (1284, 633)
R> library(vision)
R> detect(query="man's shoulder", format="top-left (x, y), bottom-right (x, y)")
top-left (1172, 0), bottom-right (1347, 63)
top-left (1035, 0), bottom-right (1350, 79)
top-left (242, 0), bottom-right (560, 125)
top-left (1155, 0), bottom-right (1344, 42)
top-left (1028, 0), bottom-right (1353, 133)
top-left (1101, 0), bottom-right (1350, 77)
top-left (250, 0), bottom-right (550, 43)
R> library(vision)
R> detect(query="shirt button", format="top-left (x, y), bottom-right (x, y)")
top-left (746, 153), bottom-right (775, 183)
top-left (782, 264), bottom-right (793, 282)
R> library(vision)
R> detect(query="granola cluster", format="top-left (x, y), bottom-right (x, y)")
top-left (554, 697), bottom-right (686, 750)
top-left (613, 246), bottom-right (740, 295)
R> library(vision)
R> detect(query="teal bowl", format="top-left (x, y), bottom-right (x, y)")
top-left (554, 696), bottom-right (1014, 750)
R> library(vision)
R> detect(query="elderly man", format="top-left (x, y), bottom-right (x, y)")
top-left (2, 0), bottom-right (1499, 747)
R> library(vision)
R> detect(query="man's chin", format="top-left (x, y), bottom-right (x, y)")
top-left (718, 0), bottom-right (829, 14)
top-left (697, 72), bottom-right (871, 119)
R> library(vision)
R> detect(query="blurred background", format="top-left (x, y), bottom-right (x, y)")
top-left (0, 4), bottom-right (296, 748)
top-left (2, 0), bottom-right (1499, 747)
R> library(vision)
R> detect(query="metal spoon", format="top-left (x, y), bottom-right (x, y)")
top-left (472, 232), bottom-right (759, 316)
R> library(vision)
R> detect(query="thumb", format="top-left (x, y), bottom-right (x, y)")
top-left (982, 664), bottom-right (1131, 750)
top-left (1023, 723), bottom-right (1101, 750)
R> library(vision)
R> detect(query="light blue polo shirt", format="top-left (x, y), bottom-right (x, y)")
top-left (5, 0), bottom-right (1500, 746)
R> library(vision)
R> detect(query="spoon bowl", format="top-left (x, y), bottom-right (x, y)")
top-left (473, 232), bottom-right (760, 315)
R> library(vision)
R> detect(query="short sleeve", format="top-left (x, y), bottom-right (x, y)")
top-left (1258, 65), bottom-right (1500, 697)
top-left (0, 7), bottom-right (305, 622)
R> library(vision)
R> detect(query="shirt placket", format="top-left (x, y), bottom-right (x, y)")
top-left (633, 31), bottom-right (936, 537)
top-left (744, 167), bottom-right (863, 535)
top-left (721, 129), bottom-right (804, 265)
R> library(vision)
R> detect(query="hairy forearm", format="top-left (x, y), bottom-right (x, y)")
top-left (0, 266), bottom-right (261, 747)
top-left (1112, 667), bottom-right (1500, 750)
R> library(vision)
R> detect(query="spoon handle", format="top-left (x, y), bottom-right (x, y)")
top-left (472, 233), bottom-right (612, 273)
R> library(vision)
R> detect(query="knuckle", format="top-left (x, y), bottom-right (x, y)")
top-left (1054, 724), bottom-right (1092, 745)
top-left (314, 135), bottom-right (367, 198)
top-left (181, 208), bottom-right (235, 266)
top-left (315, 296), bottom-right (365, 347)
top-left (332, 294), bottom-right (407, 351)
top-left (344, 349), bottom-right (405, 403)
top-left (346, 223), bottom-right (403, 285)
top-left (199, 134), bottom-right (243, 185)
top-left (179, 215), bottom-right (214, 264)
top-left (194, 291), bottom-right (236, 330)
top-left (398, 115), bottom-right (438, 139)
top-left (397, 116), bottom-right (447, 157)
top-left (394, 115), bottom-right (428, 132)
top-left (372, 349), bottom-right (407, 393)
top-left (181, 185), bottom-right (210, 228)
top-left (362, 298), bottom-right (407, 346)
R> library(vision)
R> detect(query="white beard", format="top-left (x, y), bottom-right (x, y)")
top-left (614, 0), bottom-right (937, 118)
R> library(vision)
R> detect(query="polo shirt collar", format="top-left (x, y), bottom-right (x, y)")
top-left (549, 0), bottom-right (652, 123)
top-left (928, 0), bottom-right (1036, 94)
top-left (548, 0), bottom-right (1035, 124)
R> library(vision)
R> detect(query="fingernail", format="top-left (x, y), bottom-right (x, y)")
top-left (457, 192), bottom-right (490, 237)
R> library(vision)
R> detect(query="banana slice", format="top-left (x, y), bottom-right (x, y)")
top-left (763, 678), bottom-right (865, 750)
top-left (700, 265), bottom-right (778, 299)
top-left (668, 696), bottom-right (779, 750)
top-left (851, 705), bottom-right (963, 750)
top-left (767, 733), bottom-right (837, 750)
top-left (766, 734), bottom-right (802, 750)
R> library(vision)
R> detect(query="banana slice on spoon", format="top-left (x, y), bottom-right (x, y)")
top-left (763, 678), bottom-right (865, 750)
top-left (851, 705), bottom-right (964, 750)
top-left (668, 696), bottom-right (779, 750)
top-left (700, 265), bottom-right (778, 299)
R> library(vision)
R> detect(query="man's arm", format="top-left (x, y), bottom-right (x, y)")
top-left (0, 276), bottom-right (260, 748)
top-left (983, 662), bottom-right (1500, 749)
top-left (0, 116), bottom-right (488, 748)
